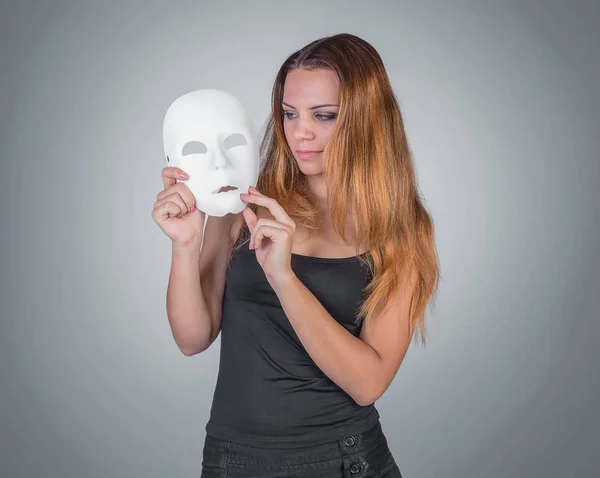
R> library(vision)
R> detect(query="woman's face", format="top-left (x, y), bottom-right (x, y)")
top-left (282, 68), bottom-right (340, 175)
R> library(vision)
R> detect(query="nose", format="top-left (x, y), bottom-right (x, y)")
top-left (212, 149), bottom-right (229, 171)
top-left (292, 119), bottom-right (315, 141)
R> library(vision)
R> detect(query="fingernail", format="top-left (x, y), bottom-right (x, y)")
top-left (240, 193), bottom-right (249, 198)
top-left (179, 172), bottom-right (188, 179)
top-left (249, 186), bottom-right (257, 192)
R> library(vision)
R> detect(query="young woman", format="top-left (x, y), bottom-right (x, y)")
top-left (153, 33), bottom-right (439, 478)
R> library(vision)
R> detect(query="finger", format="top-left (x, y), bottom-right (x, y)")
top-left (241, 194), bottom-right (294, 229)
top-left (162, 166), bottom-right (189, 190)
top-left (155, 192), bottom-right (188, 214)
top-left (154, 193), bottom-right (188, 217)
top-left (252, 219), bottom-right (288, 249)
top-left (152, 200), bottom-right (183, 223)
top-left (253, 224), bottom-right (290, 250)
top-left (157, 183), bottom-right (196, 212)
top-left (242, 206), bottom-right (257, 230)
top-left (241, 207), bottom-right (257, 247)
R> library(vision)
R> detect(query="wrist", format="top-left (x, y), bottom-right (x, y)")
top-left (172, 236), bottom-right (202, 255)
top-left (269, 270), bottom-right (297, 293)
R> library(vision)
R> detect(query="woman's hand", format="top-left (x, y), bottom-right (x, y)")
top-left (241, 186), bottom-right (296, 287)
top-left (151, 167), bottom-right (205, 246)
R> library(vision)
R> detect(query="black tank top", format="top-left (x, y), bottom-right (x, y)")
top-left (205, 240), bottom-right (380, 448)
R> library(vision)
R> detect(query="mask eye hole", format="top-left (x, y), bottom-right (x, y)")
top-left (223, 133), bottom-right (247, 150)
top-left (182, 141), bottom-right (207, 155)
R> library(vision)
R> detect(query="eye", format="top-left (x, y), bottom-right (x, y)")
top-left (315, 113), bottom-right (337, 122)
top-left (223, 132), bottom-right (248, 150)
top-left (182, 141), bottom-right (207, 155)
top-left (282, 111), bottom-right (337, 122)
top-left (180, 134), bottom-right (248, 156)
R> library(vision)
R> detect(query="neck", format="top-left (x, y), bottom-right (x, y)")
top-left (306, 175), bottom-right (355, 238)
top-left (306, 174), bottom-right (328, 206)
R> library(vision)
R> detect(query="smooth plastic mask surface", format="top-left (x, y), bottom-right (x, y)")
top-left (163, 89), bottom-right (259, 217)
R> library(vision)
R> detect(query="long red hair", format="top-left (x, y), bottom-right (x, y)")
top-left (229, 33), bottom-right (440, 345)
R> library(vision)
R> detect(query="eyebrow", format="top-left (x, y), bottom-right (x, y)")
top-left (282, 102), bottom-right (339, 110)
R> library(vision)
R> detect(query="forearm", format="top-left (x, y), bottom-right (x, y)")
top-left (271, 274), bottom-right (383, 406)
top-left (166, 240), bottom-right (212, 355)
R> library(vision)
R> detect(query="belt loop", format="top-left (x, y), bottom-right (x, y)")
top-left (338, 433), bottom-right (361, 456)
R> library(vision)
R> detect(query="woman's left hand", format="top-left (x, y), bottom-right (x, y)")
top-left (241, 186), bottom-right (296, 288)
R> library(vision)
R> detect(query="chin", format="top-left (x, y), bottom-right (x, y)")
top-left (295, 160), bottom-right (323, 175)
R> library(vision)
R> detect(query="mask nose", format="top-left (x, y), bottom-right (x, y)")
top-left (212, 151), bottom-right (229, 171)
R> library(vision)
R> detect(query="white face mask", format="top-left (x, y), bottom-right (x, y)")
top-left (163, 89), bottom-right (259, 217)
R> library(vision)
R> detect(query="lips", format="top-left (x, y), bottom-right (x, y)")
top-left (211, 185), bottom-right (238, 194)
top-left (296, 150), bottom-right (323, 160)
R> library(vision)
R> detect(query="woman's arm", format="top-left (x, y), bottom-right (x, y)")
top-left (166, 214), bottom-right (237, 355)
top-left (270, 270), bottom-right (416, 406)
top-left (167, 239), bottom-right (211, 355)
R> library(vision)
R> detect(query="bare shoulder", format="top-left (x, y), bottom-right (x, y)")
top-left (198, 213), bottom-right (242, 277)
top-left (228, 212), bottom-right (245, 243)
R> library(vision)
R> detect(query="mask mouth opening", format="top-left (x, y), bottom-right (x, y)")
top-left (211, 185), bottom-right (239, 194)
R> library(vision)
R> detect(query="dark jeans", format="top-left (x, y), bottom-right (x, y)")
top-left (201, 420), bottom-right (402, 477)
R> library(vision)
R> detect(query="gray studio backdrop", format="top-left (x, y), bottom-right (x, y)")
top-left (2, 1), bottom-right (598, 477)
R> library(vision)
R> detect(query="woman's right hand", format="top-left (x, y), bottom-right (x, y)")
top-left (152, 167), bottom-right (206, 246)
